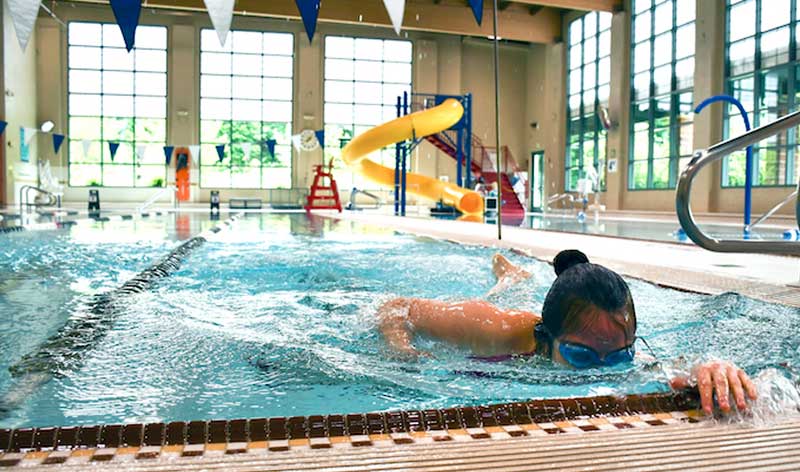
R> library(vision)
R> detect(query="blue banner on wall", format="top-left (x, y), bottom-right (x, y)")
top-left (295, 0), bottom-right (321, 42)
top-left (110, 0), bottom-right (143, 52)
top-left (468, 0), bottom-right (483, 25)
top-left (215, 144), bottom-right (226, 162)
top-left (109, 142), bottom-right (120, 161)
top-left (0, 121), bottom-right (6, 136)
top-left (314, 129), bottom-right (325, 149)
top-left (164, 145), bottom-right (175, 165)
top-left (52, 134), bottom-right (65, 154)
top-left (265, 139), bottom-right (277, 159)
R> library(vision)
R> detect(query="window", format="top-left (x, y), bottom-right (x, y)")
top-left (566, 11), bottom-right (612, 192)
top-left (723, 0), bottom-right (799, 187)
top-left (323, 36), bottom-right (412, 191)
top-left (629, 0), bottom-right (696, 190)
top-left (67, 22), bottom-right (167, 187)
top-left (199, 29), bottom-right (294, 189)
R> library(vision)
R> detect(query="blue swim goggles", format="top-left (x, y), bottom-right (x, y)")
top-left (558, 341), bottom-right (636, 369)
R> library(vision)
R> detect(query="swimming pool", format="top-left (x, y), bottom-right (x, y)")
top-left (1, 212), bottom-right (799, 430)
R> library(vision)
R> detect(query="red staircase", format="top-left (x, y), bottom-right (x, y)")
top-left (305, 161), bottom-right (342, 212)
top-left (424, 133), bottom-right (526, 215)
top-left (482, 171), bottom-right (525, 217)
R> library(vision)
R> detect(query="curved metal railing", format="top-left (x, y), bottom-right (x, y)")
top-left (19, 185), bottom-right (58, 214)
top-left (676, 110), bottom-right (800, 254)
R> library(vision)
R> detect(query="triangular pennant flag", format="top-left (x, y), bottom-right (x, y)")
top-left (203, 0), bottom-right (235, 46)
top-left (52, 134), bottom-right (65, 154)
top-left (82, 139), bottom-right (92, 158)
top-left (109, 0), bottom-right (142, 52)
top-left (242, 142), bottom-right (252, 159)
top-left (295, 0), bottom-right (321, 42)
top-left (108, 142), bottom-right (120, 161)
top-left (136, 144), bottom-right (147, 159)
top-left (163, 145), bottom-right (175, 165)
top-left (23, 127), bottom-right (37, 145)
top-left (291, 133), bottom-right (303, 151)
top-left (188, 145), bottom-right (200, 167)
top-left (383, 0), bottom-right (406, 35)
top-left (265, 139), bottom-right (277, 159)
top-left (467, 0), bottom-right (483, 25)
top-left (315, 129), bottom-right (325, 149)
top-left (0, 121), bottom-right (7, 136)
top-left (215, 144), bottom-right (226, 162)
top-left (6, 0), bottom-right (41, 51)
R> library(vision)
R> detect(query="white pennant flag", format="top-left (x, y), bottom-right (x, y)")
top-left (242, 142), bottom-right (252, 159)
top-left (291, 133), bottom-right (303, 152)
top-left (382, 0), bottom-right (406, 35)
top-left (203, 0), bottom-right (235, 46)
top-left (82, 139), bottom-right (92, 158)
top-left (6, 0), bottom-right (41, 51)
top-left (22, 127), bottom-right (37, 145)
top-left (136, 144), bottom-right (147, 162)
top-left (188, 145), bottom-right (200, 167)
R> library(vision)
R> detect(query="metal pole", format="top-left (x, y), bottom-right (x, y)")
top-left (465, 94), bottom-right (473, 189)
top-left (395, 96), bottom-right (401, 216)
top-left (456, 127), bottom-right (464, 187)
top-left (492, 0), bottom-right (502, 240)
top-left (402, 92), bottom-right (409, 216)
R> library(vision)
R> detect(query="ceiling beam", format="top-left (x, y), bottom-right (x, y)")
top-left (64, 0), bottom-right (562, 43)
top-left (510, 0), bottom-right (621, 12)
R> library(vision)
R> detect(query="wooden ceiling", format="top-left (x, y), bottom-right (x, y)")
top-left (60, 0), bottom-right (623, 43)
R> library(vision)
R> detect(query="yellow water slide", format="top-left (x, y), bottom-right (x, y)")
top-left (340, 98), bottom-right (484, 215)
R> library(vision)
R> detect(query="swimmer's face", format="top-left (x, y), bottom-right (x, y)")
top-left (550, 308), bottom-right (635, 368)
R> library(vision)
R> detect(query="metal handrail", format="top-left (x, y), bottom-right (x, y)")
top-left (547, 193), bottom-right (576, 211)
top-left (138, 185), bottom-right (176, 213)
top-left (676, 109), bottom-right (800, 254)
top-left (746, 190), bottom-right (798, 233)
top-left (19, 185), bottom-right (57, 214)
top-left (347, 188), bottom-right (382, 211)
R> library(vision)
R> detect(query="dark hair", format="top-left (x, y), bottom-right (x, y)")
top-left (534, 249), bottom-right (636, 357)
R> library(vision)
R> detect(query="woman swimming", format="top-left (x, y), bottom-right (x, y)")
top-left (378, 249), bottom-right (758, 416)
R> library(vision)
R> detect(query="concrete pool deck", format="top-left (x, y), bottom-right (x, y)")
top-left (327, 211), bottom-right (800, 307)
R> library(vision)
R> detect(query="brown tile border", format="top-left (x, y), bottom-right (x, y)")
top-left (0, 390), bottom-right (700, 457)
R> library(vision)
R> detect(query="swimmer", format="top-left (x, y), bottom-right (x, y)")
top-left (377, 249), bottom-right (758, 415)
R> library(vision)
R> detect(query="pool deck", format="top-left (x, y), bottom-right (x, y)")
top-left (327, 211), bottom-right (800, 307)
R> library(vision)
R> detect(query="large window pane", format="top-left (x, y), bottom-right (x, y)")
top-left (324, 36), bottom-right (412, 192)
top-left (723, 0), bottom-right (799, 187)
top-left (200, 29), bottom-right (294, 189)
top-left (628, 0), bottom-right (696, 190)
top-left (67, 22), bottom-right (167, 187)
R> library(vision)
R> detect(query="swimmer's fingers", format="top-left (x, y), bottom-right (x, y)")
top-left (711, 364), bottom-right (731, 413)
top-left (726, 364), bottom-right (747, 411)
top-left (695, 366), bottom-right (715, 415)
top-left (739, 368), bottom-right (759, 401)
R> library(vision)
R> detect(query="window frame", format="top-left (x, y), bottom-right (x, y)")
top-left (198, 27), bottom-right (296, 190)
top-left (66, 21), bottom-right (169, 188)
top-left (322, 34), bottom-right (413, 193)
top-left (628, 0), bottom-right (696, 191)
top-left (722, 0), bottom-right (799, 188)
top-left (565, 11), bottom-right (612, 193)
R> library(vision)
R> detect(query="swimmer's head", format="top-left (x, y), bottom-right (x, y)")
top-left (534, 250), bottom-right (636, 365)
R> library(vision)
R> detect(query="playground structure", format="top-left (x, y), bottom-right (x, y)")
top-left (340, 92), bottom-right (527, 220)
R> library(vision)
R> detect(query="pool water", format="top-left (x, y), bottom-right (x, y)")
top-left (1, 213), bottom-right (799, 429)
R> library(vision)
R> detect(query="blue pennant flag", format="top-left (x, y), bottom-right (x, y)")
top-left (215, 144), bottom-right (226, 162)
top-left (0, 121), bottom-right (6, 136)
top-left (467, 0), bottom-right (483, 25)
top-left (164, 145), bottom-right (175, 165)
top-left (314, 129), bottom-right (325, 149)
top-left (295, 0), bottom-right (321, 42)
top-left (52, 134), bottom-right (65, 154)
top-left (265, 139), bottom-right (277, 159)
top-left (108, 142), bottom-right (120, 161)
top-left (110, 0), bottom-right (143, 52)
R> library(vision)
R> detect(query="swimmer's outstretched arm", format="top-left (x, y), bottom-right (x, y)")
top-left (670, 360), bottom-right (758, 415)
top-left (377, 298), bottom-right (420, 358)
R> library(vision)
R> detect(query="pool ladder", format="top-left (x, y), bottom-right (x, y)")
top-left (676, 110), bottom-right (800, 254)
top-left (18, 185), bottom-right (59, 214)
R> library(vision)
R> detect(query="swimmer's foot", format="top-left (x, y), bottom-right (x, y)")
top-left (492, 253), bottom-right (515, 279)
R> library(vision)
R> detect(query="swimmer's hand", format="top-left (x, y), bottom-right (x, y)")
top-left (669, 360), bottom-right (758, 415)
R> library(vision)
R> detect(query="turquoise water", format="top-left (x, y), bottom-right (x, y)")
top-left (1, 213), bottom-right (799, 429)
